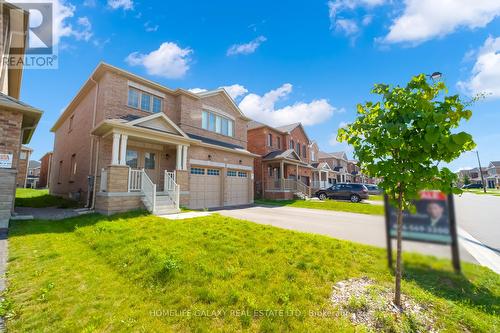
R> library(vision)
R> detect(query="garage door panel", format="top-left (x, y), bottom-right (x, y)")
top-left (225, 170), bottom-right (250, 206)
top-left (189, 167), bottom-right (221, 209)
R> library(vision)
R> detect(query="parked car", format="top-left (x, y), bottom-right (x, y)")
top-left (315, 183), bottom-right (369, 203)
top-left (462, 183), bottom-right (483, 189)
top-left (364, 184), bottom-right (382, 195)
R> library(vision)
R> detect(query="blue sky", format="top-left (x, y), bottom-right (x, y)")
top-left (18, 0), bottom-right (500, 171)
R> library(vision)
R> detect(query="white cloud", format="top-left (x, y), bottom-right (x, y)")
top-left (144, 21), bottom-right (159, 32)
top-left (385, 0), bottom-right (500, 44)
top-left (458, 36), bottom-right (500, 98)
top-left (125, 42), bottom-right (192, 79)
top-left (220, 84), bottom-right (248, 100)
top-left (238, 84), bottom-right (336, 127)
top-left (108, 0), bottom-right (133, 10)
top-left (188, 88), bottom-right (208, 94)
top-left (327, 0), bottom-right (385, 40)
top-left (73, 16), bottom-right (92, 41)
top-left (227, 36), bottom-right (266, 56)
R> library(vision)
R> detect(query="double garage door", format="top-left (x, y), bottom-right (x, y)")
top-left (189, 167), bottom-right (250, 209)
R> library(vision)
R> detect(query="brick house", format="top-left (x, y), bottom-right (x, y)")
top-left (0, 2), bottom-right (43, 228)
top-left (486, 161), bottom-right (500, 189)
top-left (50, 62), bottom-right (256, 215)
top-left (38, 152), bottom-right (53, 188)
top-left (247, 121), bottom-right (335, 199)
top-left (318, 151), bottom-right (350, 183)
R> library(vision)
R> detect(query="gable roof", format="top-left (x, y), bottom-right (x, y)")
top-left (263, 149), bottom-right (302, 162)
top-left (51, 62), bottom-right (250, 132)
top-left (318, 151), bottom-right (348, 161)
top-left (276, 122), bottom-right (310, 142)
top-left (195, 88), bottom-right (251, 121)
top-left (490, 161), bottom-right (500, 167)
top-left (126, 112), bottom-right (189, 138)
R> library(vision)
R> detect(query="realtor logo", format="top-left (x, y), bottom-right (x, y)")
top-left (2, 1), bottom-right (57, 69)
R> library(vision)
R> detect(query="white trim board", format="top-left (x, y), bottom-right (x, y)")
top-left (189, 159), bottom-right (253, 171)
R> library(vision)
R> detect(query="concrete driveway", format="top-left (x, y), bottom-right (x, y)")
top-left (219, 204), bottom-right (478, 264)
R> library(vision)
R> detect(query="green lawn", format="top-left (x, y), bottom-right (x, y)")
top-left (15, 188), bottom-right (80, 208)
top-left (463, 189), bottom-right (500, 197)
top-left (3, 212), bottom-right (498, 332)
top-left (255, 198), bottom-right (385, 215)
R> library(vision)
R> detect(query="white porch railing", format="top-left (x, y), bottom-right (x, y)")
top-left (164, 170), bottom-right (180, 209)
top-left (141, 170), bottom-right (156, 213)
top-left (128, 168), bottom-right (142, 191)
top-left (265, 178), bottom-right (312, 197)
top-left (100, 168), bottom-right (107, 192)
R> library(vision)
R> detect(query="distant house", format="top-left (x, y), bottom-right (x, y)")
top-left (26, 160), bottom-right (41, 188)
top-left (486, 161), bottom-right (500, 189)
top-left (38, 152), bottom-right (53, 188)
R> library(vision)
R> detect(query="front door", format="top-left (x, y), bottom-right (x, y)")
top-left (143, 152), bottom-right (159, 184)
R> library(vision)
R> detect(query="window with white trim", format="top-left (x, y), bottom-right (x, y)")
top-left (267, 133), bottom-right (273, 147)
top-left (201, 110), bottom-right (234, 137)
top-left (227, 170), bottom-right (237, 177)
top-left (277, 137), bottom-right (281, 149)
top-left (190, 167), bottom-right (205, 175)
top-left (238, 171), bottom-right (247, 178)
top-left (128, 87), bottom-right (163, 113)
top-left (207, 169), bottom-right (220, 176)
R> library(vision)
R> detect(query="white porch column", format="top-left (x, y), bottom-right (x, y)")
top-left (182, 145), bottom-right (188, 170)
top-left (176, 145), bottom-right (182, 170)
top-left (119, 134), bottom-right (128, 165)
top-left (111, 133), bottom-right (120, 165)
top-left (280, 161), bottom-right (284, 180)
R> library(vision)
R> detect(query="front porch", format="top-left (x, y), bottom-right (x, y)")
top-left (92, 113), bottom-right (197, 215)
top-left (262, 151), bottom-right (312, 199)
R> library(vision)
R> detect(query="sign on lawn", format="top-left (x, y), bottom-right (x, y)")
top-left (0, 153), bottom-right (13, 168)
top-left (384, 191), bottom-right (460, 272)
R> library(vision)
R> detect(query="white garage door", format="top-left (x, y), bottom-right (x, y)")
top-left (189, 167), bottom-right (221, 209)
top-left (225, 170), bottom-right (250, 206)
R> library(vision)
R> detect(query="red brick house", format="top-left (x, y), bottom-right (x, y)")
top-left (247, 121), bottom-right (336, 199)
top-left (0, 2), bottom-right (42, 227)
top-left (50, 62), bottom-right (256, 215)
top-left (38, 152), bottom-right (53, 188)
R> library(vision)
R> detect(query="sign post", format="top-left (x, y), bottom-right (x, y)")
top-left (384, 191), bottom-right (461, 273)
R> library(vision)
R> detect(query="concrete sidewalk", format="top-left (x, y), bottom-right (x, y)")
top-left (219, 205), bottom-right (477, 263)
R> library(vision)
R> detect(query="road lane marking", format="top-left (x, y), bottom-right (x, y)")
top-left (458, 227), bottom-right (500, 274)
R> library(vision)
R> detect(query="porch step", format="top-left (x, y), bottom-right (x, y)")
top-left (294, 192), bottom-right (310, 200)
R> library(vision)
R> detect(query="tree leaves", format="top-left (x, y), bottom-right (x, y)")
top-left (337, 74), bottom-right (476, 208)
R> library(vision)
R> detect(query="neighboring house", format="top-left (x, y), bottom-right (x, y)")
top-left (247, 121), bottom-right (330, 199)
top-left (456, 166), bottom-right (489, 187)
top-left (50, 62), bottom-right (256, 214)
top-left (26, 160), bottom-right (41, 188)
top-left (318, 151), bottom-right (350, 183)
top-left (38, 152), bottom-right (53, 188)
top-left (486, 161), bottom-right (500, 189)
top-left (0, 2), bottom-right (43, 228)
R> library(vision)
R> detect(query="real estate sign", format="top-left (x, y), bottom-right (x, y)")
top-left (384, 191), bottom-right (460, 272)
top-left (0, 153), bottom-right (13, 168)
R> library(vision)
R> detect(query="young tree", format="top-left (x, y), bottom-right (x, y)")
top-left (337, 74), bottom-right (475, 308)
top-left (463, 174), bottom-right (471, 185)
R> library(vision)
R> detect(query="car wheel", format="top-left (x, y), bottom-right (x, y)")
top-left (318, 193), bottom-right (327, 200)
top-left (350, 194), bottom-right (360, 203)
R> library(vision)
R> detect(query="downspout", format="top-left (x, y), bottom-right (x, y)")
top-left (90, 136), bottom-right (100, 210)
top-left (86, 76), bottom-right (99, 207)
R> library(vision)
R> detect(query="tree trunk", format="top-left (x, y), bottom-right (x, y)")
top-left (394, 185), bottom-right (404, 308)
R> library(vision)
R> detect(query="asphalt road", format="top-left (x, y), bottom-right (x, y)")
top-left (454, 193), bottom-right (500, 252)
top-left (219, 204), bottom-right (477, 263)
top-left (219, 194), bottom-right (500, 272)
